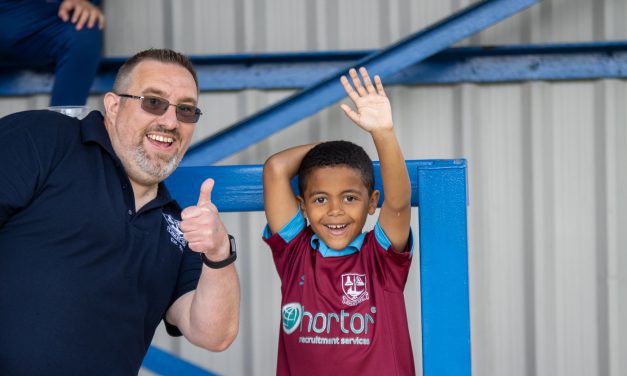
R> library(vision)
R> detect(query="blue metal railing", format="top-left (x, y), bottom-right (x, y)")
top-left (161, 160), bottom-right (470, 375)
top-left (143, 346), bottom-right (220, 376)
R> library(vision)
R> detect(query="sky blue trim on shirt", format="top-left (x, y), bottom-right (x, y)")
top-left (262, 210), bottom-right (305, 242)
top-left (374, 221), bottom-right (415, 256)
top-left (310, 232), bottom-right (365, 257)
top-left (263, 211), bottom-right (413, 257)
top-left (374, 221), bottom-right (391, 250)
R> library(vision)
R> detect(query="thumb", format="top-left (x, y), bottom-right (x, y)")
top-left (197, 178), bottom-right (214, 206)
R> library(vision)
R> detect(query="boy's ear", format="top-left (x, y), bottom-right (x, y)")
top-left (297, 195), bottom-right (306, 217)
top-left (368, 190), bottom-right (380, 215)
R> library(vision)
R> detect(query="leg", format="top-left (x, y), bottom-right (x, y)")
top-left (49, 24), bottom-right (102, 106)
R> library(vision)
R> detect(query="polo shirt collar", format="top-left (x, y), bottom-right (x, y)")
top-left (80, 110), bottom-right (116, 157)
top-left (310, 232), bottom-right (366, 258)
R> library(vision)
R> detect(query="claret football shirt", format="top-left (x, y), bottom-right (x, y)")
top-left (263, 212), bottom-right (415, 376)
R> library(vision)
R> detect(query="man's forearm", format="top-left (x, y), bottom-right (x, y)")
top-left (189, 263), bottom-right (240, 351)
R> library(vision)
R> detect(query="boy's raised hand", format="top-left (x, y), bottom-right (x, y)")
top-left (340, 67), bottom-right (393, 133)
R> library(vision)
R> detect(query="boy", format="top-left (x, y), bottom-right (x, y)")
top-left (262, 67), bottom-right (414, 375)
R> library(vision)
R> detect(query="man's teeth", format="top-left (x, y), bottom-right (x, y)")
top-left (326, 224), bottom-right (347, 229)
top-left (148, 134), bottom-right (174, 144)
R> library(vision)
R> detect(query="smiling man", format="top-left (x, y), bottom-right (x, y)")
top-left (0, 49), bottom-right (240, 374)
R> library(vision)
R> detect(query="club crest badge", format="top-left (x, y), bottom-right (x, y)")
top-left (163, 213), bottom-right (187, 252)
top-left (341, 273), bottom-right (369, 306)
top-left (282, 302), bottom-right (303, 334)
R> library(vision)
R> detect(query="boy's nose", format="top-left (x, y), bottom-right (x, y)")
top-left (328, 201), bottom-right (344, 216)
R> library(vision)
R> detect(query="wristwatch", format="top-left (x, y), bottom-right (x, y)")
top-left (200, 234), bottom-right (237, 269)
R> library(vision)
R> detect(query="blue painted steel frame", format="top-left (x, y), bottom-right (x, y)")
top-left (5, 41), bottom-right (627, 96)
top-left (142, 346), bottom-right (220, 376)
top-left (160, 160), bottom-right (470, 375)
top-left (416, 160), bottom-right (471, 376)
top-left (181, 0), bottom-right (539, 166)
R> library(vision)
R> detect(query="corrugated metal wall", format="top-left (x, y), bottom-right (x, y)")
top-left (2, 0), bottom-right (627, 375)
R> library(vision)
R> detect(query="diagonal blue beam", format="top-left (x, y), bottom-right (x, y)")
top-left (181, 0), bottom-right (540, 166)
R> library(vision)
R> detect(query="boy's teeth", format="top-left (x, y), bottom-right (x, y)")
top-left (327, 224), bottom-right (346, 229)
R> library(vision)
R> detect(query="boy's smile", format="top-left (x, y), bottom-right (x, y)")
top-left (299, 165), bottom-right (379, 251)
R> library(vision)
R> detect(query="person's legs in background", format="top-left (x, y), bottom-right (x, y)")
top-left (0, 2), bottom-right (102, 106)
top-left (49, 22), bottom-right (102, 106)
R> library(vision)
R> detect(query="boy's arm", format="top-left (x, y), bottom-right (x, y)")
top-left (263, 144), bottom-right (317, 234)
top-left (340, 68), bottom-right (411, 252)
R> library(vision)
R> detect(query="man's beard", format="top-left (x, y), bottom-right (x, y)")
top-left (133, 145), bottom-right (180, 181)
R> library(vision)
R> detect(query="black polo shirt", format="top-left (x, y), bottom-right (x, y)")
top-left (0, 110), bottom-right (202, 374)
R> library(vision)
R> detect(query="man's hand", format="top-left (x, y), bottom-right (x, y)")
top-left (58, 0), bottom-right (105, 31)
top-left (180, 179), bottom-right (230, 262)
top-left (167, 178), bottom-right (240, 351)
top-left (340, 67), bottom-right (393, 133)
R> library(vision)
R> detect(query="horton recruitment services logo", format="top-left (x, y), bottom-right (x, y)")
top-left (281, 302), bottom-right (303, 334)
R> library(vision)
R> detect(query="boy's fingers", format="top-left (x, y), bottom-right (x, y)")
top-left (359, 67), bottom-right (376, 94)
top-left (340, 103), bottom-right (360, 124)
top-left (349, 68), bottom-right (367, 96)
top-left (340, 76), bottom-right (360, 102)
top-left (374, 75), bottom-right (387, 97)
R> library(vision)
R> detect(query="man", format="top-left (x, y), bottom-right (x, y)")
top-left (0, 49), bottom-right (240, 374)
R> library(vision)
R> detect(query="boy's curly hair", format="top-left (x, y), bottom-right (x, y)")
top-left (298, 140), bottom-right (374, 196)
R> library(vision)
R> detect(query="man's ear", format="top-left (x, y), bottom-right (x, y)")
top-left (103, 92), bottom-right (120, 120)
top-left (368, 190), bottom-right (380, 215)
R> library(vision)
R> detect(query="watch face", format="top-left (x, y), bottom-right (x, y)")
top-left (228, 234), bottom-right (236, 253)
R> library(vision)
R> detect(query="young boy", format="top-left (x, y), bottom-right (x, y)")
top-left (262, 67), bottom-right (414, 375)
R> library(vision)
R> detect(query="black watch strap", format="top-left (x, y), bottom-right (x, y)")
top-left (200, 234), bottom-right (237, 269)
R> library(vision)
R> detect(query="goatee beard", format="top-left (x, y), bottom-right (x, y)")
top-left (134, 145), bottom-right (179, 180)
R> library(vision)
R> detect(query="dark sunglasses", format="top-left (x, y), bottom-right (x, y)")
top-left (117, 94), bottom-right (202, 123)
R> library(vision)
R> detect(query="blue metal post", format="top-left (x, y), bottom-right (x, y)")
top-left (417, 160), bottom-right (471, 375)
top-left (181, 0), bottom-right (540, 165)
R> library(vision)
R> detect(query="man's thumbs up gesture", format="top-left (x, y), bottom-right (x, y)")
top-left (180, 178), bottom-right (230, 262)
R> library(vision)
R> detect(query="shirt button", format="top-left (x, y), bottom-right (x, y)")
top-left (128, 210), bottom-right (132, 215)
top-left (122, 184), bottom-right (127, 189)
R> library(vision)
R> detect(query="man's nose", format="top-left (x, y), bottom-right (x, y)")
top-left (158, 105), bottom-right (179, 129)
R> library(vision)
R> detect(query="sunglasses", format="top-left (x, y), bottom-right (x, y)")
top-left (117, 94), bottom-right (202, 123)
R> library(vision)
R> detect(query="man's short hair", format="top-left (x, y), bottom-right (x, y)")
top-left (298, 140), bottom-right (375, 196)
top-left (112, 48), bottom-right (198, 93)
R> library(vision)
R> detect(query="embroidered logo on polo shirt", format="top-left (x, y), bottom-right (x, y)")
top-left (341, 273), bottom-right (369, 306)
top-left (282, 302), bottom-right (303, 334)
top-left (163, 213), bottom-right (187, 252)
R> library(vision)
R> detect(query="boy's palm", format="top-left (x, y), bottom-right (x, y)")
top-left (349, 95), bottom-right (393, 132)
top-left (340, 67), bottom-right (393, 132)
